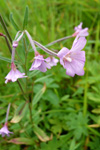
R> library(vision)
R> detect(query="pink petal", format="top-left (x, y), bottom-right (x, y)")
top-left (71, 37), bottom-right (86, 52)
top-left (34, 55), bottom-right (44, 61)
top-left (70, 51), bottom-right (85, 62)
top-left (71, 59), bottom-right (85, 76)
top-left (31, 59), bottom-right (43, 68)
top-left (5, 69), bottom-right (27, 83)
top-left (74, 22), bottom-right (83, 31)
top-left (57, 47), bottom-right (69, 58)
top-left (79, 28), bottom-right (89, 37)
top-left (65, 62), bottom-right (76, 77)
top-left (45, 57), bottom-right (58, 66)
top-left (38, 62), bottom-right (48, 72)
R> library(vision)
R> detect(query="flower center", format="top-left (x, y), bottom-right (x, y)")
top-left (63, 54), bottom-right (72, 63)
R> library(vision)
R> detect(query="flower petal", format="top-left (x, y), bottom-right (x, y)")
top-left (71, 59), bottom-right (85, 76)
top-left (65, 62), bottom-right (76, 77)
top-left (57, 47), bottom-right (69, 58)
top-left (74, 22), bottom-right (83, 31)
top-left (5, 69), bottom-right (27, 83)
top-left (38, 62), bottom-right (48, 72)
top-left (79, 28), bottom-right (89, 37)
top-left (70, 51), bottom-right (85, 62)
top-left (71, 37), bottom-right (86, 52)
top-left (45, 57), bottom-right (58, 67)
top-left (31, 59), bottom-right (43, 68)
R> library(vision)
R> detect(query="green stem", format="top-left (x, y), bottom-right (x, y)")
top-left (23, 37), bottom-right (28, 91)
top-left (23, 37), bottom-right (33, 124)
top-left (0, 14), bottom-right (12, 43)
top-left (3, 35), bottom-right (12, 53)
top-left (83, 60), bottom-right (88, 116)
top-left (17, 80), bottom-right (27, 101)
top-left (28, 102), bottom-right (33, 124)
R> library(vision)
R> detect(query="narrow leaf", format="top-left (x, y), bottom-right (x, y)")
top-left (11, 102), bottom-right (28, 123)
top-left (34, 74), bottom-right (52, 83)
top-left (0, 55), bottom-right (11, 63)
top-left (92, 108), bottom-right (100, 114)
top-left (23, 5), bottom-right (29, 29)
top-left (9, 13), bottom-right (19, 31)
top-left (33, 125), bottom-right (52, 142)
top-left (8, 138), bottom-right (33, 145)
top-left (28, 70), bottom-right (40, 78)
top-left (69, 139), bottom-right (76, 150)
top-left (32, 84), bottom-right (46, 106)
top-left (0, 55), bottom-right (18, 64)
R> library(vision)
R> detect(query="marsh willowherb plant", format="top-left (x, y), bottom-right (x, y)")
top-left (0, 11), bottom-right (89, 140)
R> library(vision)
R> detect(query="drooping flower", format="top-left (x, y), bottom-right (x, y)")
top-left (5, 62), bottom-right (27, 84)
top-left (57, 37), bottom-right (86, 77)
top-left (0, 123), bottom-right (13, 137)
top-left (72, 22), bottom-right (89, 38)
top-left (45, 56), bottom-right (58, 67)
top-left (29, 51), bottom-right (51, 72)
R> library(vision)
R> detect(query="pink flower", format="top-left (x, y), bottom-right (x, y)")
top-left (57, 37), bottom-right (86, 77)
top-left (45, 56), bottom-right (58, 67)
top-left (5, 62), bottom-right (27, 84)
top-left (29, 51), bottom-right (51, 72)
top-left (0, 123), bottom-right (13, 137)
top-left (72, 22), bottom-right (89, 38)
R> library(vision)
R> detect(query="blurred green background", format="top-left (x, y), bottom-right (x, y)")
top-left (0, 0), bottom-right (100, 150)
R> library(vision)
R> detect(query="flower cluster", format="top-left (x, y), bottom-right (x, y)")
top-left (4, 22), bottom-right (88, 82)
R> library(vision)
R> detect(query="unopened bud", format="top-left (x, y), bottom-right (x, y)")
top-left (12, 41), bottom-right (18, 48)
top-left (0, 33), bottom-right (4, 36)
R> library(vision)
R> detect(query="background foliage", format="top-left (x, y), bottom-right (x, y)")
top-left (0, 0), bottom-right (100, 150)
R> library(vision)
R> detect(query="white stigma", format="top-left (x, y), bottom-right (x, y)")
top-left (64, 56), bottom-right (72, 62)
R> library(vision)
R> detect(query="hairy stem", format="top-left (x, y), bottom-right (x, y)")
top-left (34, 40), bottom-right (57, 56)
top-left (46, 35), bottom-right (72, 46)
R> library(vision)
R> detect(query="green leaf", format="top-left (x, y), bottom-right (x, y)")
top-left (9, 13), bottom-right (19, 31)
top-left (8, 138), bottom-right (34, 145)
top-left (92, 108), bottom-right (100, 114)
top-left (28, 70), bottom-right (40, 78)
top-left (34, 74), bottom-right (52, 83)
top-left (69, 139), bottom-right (76, 150)
top-left (11, 102), bottom-right (28, 123)
top-left (23, 5), bottom-right (29, 29)
top-left (61, 95), bottom-right (70, 101)
top-left (0, 55), bottom-right (18, 64)
top-left (32, 84), bottom-right (46, 106)
top-left (43, 90), bottom-right (59, 106)
top-left (0, 55), bottom-right (11, 63)
top-left (33, 125), bottom-right (52, 142)
top-left (41, 137), bottom-right (60, 150)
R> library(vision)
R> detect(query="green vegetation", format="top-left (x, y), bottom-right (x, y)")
top-left (0, 0), bottom-right (100, 149)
